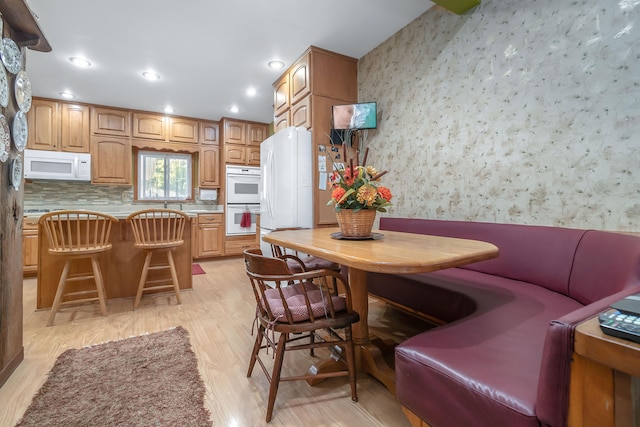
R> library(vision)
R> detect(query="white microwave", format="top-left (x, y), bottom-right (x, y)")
top-left (24, 149), bottom-right (92, 181)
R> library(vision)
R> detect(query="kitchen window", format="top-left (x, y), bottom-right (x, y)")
top-left (137, 151), bottom-right (192, 201)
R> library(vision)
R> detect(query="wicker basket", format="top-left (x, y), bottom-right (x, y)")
top-left (336, 209), bottom-right (377, 238)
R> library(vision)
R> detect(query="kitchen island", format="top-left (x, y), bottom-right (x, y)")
top-left (36, 214), bottom-right (193, 309)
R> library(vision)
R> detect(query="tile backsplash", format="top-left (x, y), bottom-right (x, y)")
top-left (358, 0), bottom-right (640, 231)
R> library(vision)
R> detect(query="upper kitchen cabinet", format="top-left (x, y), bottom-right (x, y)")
top-left (27, 98), bottom-right (90, 153)
top-left (91, 107), bottom-right (131, 137)
top-left (132, 112), bottom-right (198, 144)
top-left (200, 121), bottom-right (220, 145)
top-left (90, 136), bottom-right (132, 185)
top-left (221, 118), bottom-right (268, 166)
top-left (272, 46), bottom-right (357, 227)
top-left (199, 145), bottom-right (220, 188)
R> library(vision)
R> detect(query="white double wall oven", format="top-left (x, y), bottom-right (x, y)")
top-left (225, 165), bottom-right (260, 236)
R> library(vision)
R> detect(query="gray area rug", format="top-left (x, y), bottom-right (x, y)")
top-left (16, 326), bottom-right (211, 427)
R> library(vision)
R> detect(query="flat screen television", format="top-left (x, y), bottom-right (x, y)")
top-left (332, 101), bottom-right (377, 130)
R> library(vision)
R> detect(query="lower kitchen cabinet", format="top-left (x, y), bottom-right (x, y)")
top-left (23, 218), bottom-right (39, 276)
top-left (224, 235), bottom-right (259, 256)
top-left (196, 214), bottom-right (223, 258)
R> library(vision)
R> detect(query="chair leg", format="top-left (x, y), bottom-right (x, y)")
top-left (166, 250), bottom-right (182, 305)
top-left (91, 256), bottom-right (108, 316)
top-left (247, 325), bottom-right (264, 377)
top-left (266, 332), bottom-right (288, 423)
top-left (344, 326), bottom-right (358, 402)
top-left (134, 251), bottom-right (153, 310)
top-left (47, 260), bottom-right (72, 327)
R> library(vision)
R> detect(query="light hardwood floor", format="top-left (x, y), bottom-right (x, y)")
top-left (0, 257), bottom-right (432, 426)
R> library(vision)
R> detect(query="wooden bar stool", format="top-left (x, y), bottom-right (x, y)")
top-left (126, 209), bottom-right (189, 309)
top-left (39, 210), bottom-right (118, 327)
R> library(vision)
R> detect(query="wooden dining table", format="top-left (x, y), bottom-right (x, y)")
top-left (263, 227), bottom-right (499, 393)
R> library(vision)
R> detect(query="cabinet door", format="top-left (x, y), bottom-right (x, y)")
top-left (223, 120), bottom-right (246, 145)
top-left (198, 214), bottom-right (223, 257)
top-left (200, 121), bottom-right (220, 145)
top-left (224, 144), bottom-right (246, 164)
top-left (168, 117), bottom-right (198, 143)
top-left (90, 136), bottom-right (132, 184)
top-left (22, 219), bottom-right (39, 275)
top-left (274, 110), bottom-right (290, 133)
top-left (26, 99), bottom-right (59, 150)
top-left (246, 123), bottom-right (267, 146)
top-left (199, 146), bottom-right (219, 188)
top-left (274, 73), bottom-right (290, 117)
top-left (290, 55), bottom-right (310, 105)
top-left (91, 107), bottom-right (131, 136)
top-left (60, 103), bottom-right (90, 152)
top-left (133, 113), bottom-right (166, 140)
top-left (247, 147), bottom-right (260, 166)
top-left (291, 96), bottom-right (311, 129)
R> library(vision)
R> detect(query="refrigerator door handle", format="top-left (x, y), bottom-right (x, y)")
top-left (266, 147), bottom-right (275, 220)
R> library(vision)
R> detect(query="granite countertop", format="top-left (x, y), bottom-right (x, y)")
top-left (23, 204), bottom-right (224, 220)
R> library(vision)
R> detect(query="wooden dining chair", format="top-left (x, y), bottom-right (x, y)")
top-left (39, 210), bottom-right (118, 327)
top-left (126, 209), bottom-right (189, 309)
top-left (243, 248), bottom-right (359, 422)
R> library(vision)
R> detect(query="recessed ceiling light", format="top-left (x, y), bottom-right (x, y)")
top-left (229, 105), bottom-right (239, 113)
top-left (69, 57), bottom-right (91, 68)
top-left (164, 105), bottom-right (174, 114)
top-left (267, 60), bottom-right (285, 70)
top-left (59, 91), bottom-right (76, 99)
top-left (246, 87), bottom-right (257, 97)
top-left (142, 71), bottom-right (161, 81)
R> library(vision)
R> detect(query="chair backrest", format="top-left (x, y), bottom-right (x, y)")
top-left (126, 209), bottom-right (188, 248)
top-left (39, 210), bottom-right (118, 254)
top-left (243, 248), bottom-right (352, 324)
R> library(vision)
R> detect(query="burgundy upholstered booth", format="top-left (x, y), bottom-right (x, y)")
top-left (367, 218), bottom-right (640, 427)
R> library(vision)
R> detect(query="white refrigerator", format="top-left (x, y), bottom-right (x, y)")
top-left (259, 127), bottom-right (313, 255)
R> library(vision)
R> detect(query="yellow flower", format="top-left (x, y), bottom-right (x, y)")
top-left (365, 166), bottom-right (378, 177)
top-left (356, 184), bottom-right (378, 206)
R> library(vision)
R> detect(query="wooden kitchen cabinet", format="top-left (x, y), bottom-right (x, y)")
top-left (27, 98), bottom-right (90, 153)
top-left (22, 217), bottom-right (39, 276)
top-left (272, 46), bottom-right (357, 227)
top-left (199, 145), bottom-right (220, 188)
top-left (168, 117), bottom-right (199, 143)
top-left (221, 118), bottom-right (268, 165)
top-left (27, 98), bottom-right (59, 150)
top-left (60, 103), bottom-right (90, 152)
top-left (132, 112), bottom-right (166, 140)
top-left (91, 106), bottom-right (131, 137)
top-left (196, 214), bottom-right (224, 258)
top-left (90, 135), bottom-right (132, 184)
top-left (224, 235), bottom-right (259, 256)
top-left (200, 121), bottom-right (220, 145)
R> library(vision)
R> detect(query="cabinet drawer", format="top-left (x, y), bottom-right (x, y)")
top-left (197, 213), bottom-right (222, 224)
top-left (225, 239), bottom-right (259, 256)
top-left (23, 217), bottom-right (39, 230)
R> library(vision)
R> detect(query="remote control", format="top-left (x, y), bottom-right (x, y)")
top-left (598, 308), bottom-right (640, 344)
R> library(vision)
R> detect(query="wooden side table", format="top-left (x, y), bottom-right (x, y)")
top-left (569, 316), bottom-right (640, 427)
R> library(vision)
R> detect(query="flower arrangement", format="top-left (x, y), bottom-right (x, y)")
top-left (327, 144), bottom-right (392, 212)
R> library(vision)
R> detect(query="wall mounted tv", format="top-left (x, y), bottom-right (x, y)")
top-left (332, 102), bottom-right (377, 130)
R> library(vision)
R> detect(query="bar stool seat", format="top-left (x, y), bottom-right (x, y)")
top-left (126, 209), bottom-right (189, 309)
top-left (39, 210), bottom-right (118, 327)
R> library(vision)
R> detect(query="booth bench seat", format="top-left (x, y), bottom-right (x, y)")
top-left (367, 218), bottom-right (640, 427)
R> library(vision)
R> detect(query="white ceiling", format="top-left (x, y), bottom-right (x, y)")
top-left (23, 0), bottom-right (434, 124)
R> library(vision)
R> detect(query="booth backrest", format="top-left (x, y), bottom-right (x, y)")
top-left (379, 218), bottom-right (587, 297)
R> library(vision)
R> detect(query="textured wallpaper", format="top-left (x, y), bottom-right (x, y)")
top-left (358, 0), bottom-right (639, 231)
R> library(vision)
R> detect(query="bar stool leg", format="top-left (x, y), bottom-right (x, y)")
top-left (166, 249), bottom-right (182, 305)
top-left (91, 256), bottom-right (108, 316)
top-left (47, 260), bottom-right (72, 327)
top-left (134, 251), bottom-right (153, 310)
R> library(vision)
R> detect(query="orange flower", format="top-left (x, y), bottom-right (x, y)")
top-left (377, 186), bottom-right (392, 202)
top-left (357, 185), bottom-right (378, 206)
top-left (331, 187), bottom-right (346, 203)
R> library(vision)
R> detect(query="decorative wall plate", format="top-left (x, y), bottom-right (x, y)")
top-left (1, 38), bottom-right (21, 74)
top-left (12, 110), bottom-right (28, 151)
top-left (10, 153), bottom-right (23, 191)
top-left (0, 114), bottom-right (9, 163)
top-left (0, 62), bottom-right (7, 108)
top-left (15, 70), bottom-right (32, 112)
